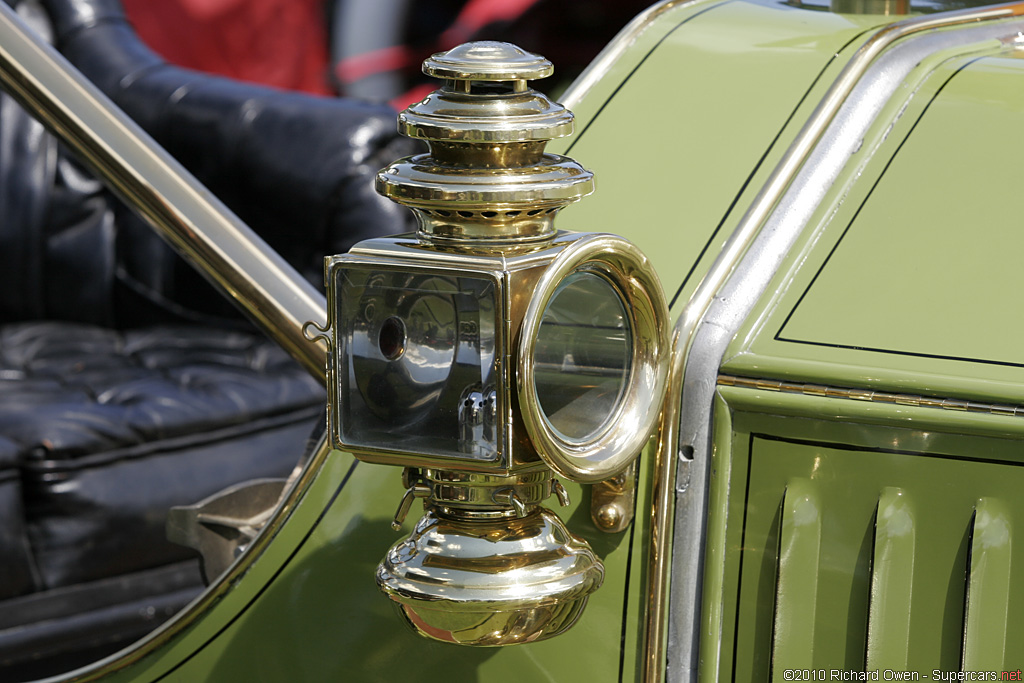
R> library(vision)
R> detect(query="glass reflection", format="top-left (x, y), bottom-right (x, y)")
top-left (338, 269), bottom-right (499, 460)
top-left (533, 271), bottom-right (631, 442)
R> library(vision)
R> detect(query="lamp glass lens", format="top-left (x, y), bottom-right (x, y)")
top-left (336, 267), bottom-right (499, 461)
top-left (533, 270), bottom-right (631, 442)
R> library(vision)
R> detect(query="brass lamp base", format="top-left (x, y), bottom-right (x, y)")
top-left (376, 507), bottom-right (604, 646)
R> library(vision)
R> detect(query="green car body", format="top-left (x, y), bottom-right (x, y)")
top-left (18, 0), bottom-right (1024, 680)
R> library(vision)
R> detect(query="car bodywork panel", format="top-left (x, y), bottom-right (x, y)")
top-left (74, 452), bottom-right (648, 682)
top-left (50, 0), bottom-right (885, 680)
top-left (708, 14), bottom-right (1024, 683)
top-left (725, 54), bottom-right (1024, 404)
top-left (552, 0), bottom-right (883, 310)
top-left (710, 390), bottom-right (1024, 676)
top-left (15, 0), bottom-right (1024, 680)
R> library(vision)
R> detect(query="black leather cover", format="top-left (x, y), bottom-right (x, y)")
top-left (0, 0), bottom-right (417, 328)
top-left (0, 436), bottom-right (37, 600)
top-left (0, 0), bottom-right (407, 668)
top-left (0, 560), bottom-right (204, 679)
top-left (47, 0), bottom-right (416, 276)
top-left (0, 322), bottom-right (323, 587)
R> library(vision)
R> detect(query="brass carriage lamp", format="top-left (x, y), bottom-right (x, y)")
top-left (306, 42), bottom-right (669, 646)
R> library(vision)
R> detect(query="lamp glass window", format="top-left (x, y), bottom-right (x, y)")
top-left (336, 267), bottom-right (499, 461)
top-left (533, 270), bottom-right (631, 443)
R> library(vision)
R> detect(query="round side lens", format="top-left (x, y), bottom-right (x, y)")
top-left (533, 271), bottom-right (631, 442)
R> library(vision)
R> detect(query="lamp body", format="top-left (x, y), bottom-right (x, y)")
top-left (325, 231), bottom-right (582, 475)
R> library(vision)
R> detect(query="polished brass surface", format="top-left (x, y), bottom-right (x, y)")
top-left (324, 230), bottom-right (669, 479)
top-left (424, 469), bottom-right (557, 510)
top-left (391, 481), bottom-right (432, 531)
top-left (329, 41), bottom-right (670, 647)
top-left (591, 462), bottom-right (636, 534)
top-left (422, 41), bottom-right (554, 83)
top-left (342, 43), bottom-right (610, 648)
top-left (376, 41), bottom-right (593, 244)
top-left (377, 507), bottom-right (604, 646)
top-left (399, 89), bottom-right (573, 143)
top-left (0, 3), bottom-right (328, 383)
top-left (322, 232), bottom-right (567, 473)
top-left (518, 234), bottom-right (670, 483)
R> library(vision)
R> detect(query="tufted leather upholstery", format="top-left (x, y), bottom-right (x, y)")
top-left (0, 322), bottom-right (328, 676)
top-left (0, 322), bottom-right (324, 589)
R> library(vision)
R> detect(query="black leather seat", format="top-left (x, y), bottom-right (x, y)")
top-left (0, 0), bottom-right (415, 678)
top-left (0, 323), bottom-right (325, 678)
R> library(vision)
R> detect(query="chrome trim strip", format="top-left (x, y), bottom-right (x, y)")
top-left (648, 4), bottom-right (1024, 682)
top-left (558, 0), bottom-right (718, 111)
top-left (0, 3), bottom-right (328, 381)
top-left (0, 6), bottom-right (339, 681)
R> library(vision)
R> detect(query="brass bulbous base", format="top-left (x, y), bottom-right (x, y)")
top-left (376, 506), bottom-right (603, 646)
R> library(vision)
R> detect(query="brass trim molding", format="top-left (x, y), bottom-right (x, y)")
top-left (518, 234), bottom-right (670, 483)
top-left (718, 375), bottom-right (1024, 416)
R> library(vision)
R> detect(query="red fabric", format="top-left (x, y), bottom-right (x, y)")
top-left (332, 0), bottom-right (542, 98)
top-left (121, 0), bottom-right (332, 95)
top-left (438, 0), bottom-right (542, 46)
top-left (334, 44), bottom-right (416, 84)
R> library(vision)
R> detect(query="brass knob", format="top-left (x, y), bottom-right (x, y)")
top-left (376, 41), bottom-right (593, 243)
top-left (398, 41), bottom-right (572, 144)
top-left (422, 41), bottom-right (553, 83)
